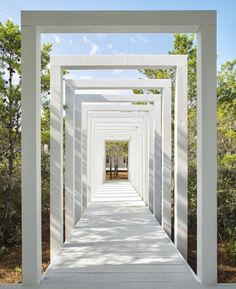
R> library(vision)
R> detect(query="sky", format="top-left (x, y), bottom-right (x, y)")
top-left (0, 0), bottom-right (235, 79)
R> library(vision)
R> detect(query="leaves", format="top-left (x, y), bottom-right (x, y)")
top-left (217, 59), bottom-right (236, 103)
top-left (0, 20), bottom-right (52, 245)
top-left (106, 141), bottom-right (128, 159)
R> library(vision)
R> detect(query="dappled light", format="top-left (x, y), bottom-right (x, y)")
top-left (41, 182), bottom-right (198, 288)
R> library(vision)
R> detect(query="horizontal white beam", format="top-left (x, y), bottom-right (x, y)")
top-left (95, 123), bottom-right (142, 128)
top-left (70, 79), bottom-right (171, 90)
top-left (54, 55), bottom-right (187, 70)
top-left (22, 10), bottom-right (215, 33)
top-left (83, 104), bottom-right (153, 111)
top-left (75, 93), bottom-right (159, 102)
top-left (87, 111), bottom-right (148, 118)
top-left (102, 136), bottom-right (133, 141)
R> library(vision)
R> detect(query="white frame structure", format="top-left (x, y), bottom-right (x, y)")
top-left (83, 104), bottom-right (152, 203)
top-left (50, 57), bottom-right (187, 262)
top-left (89, 113), bottom-right (153, 206)
top-left (91, 118), bottom-right (146, 190)
top-left (64, 98), bottom-right (153, 240)
top-left (58, 79), bottom-right (172, 263)
top-left (72, 93), bottom-right (161, 221)
top-left (21, 11), bottom-right (217, 286)
top-left (66, 78), bottom-right (172, 229)
top-left (90, 120), bottom-right (145, 194)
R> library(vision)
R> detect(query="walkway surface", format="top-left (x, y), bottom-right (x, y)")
top-left (41, 181), bottom-right (210, 289)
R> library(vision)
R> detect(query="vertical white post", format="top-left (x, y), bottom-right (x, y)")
top-left (137, 128), bottom-right (142, 196)
top-left (141, 115), bottom-right (149, 202)
top-left (86, 115), bottom-right (91, 200)
top-left (50, 66), bottom-right (64, 260)
top-left (91, 118), bottom-right (96, 195)
top-left (65, 84), bottom-right (75, 240)
top-left (144, 113), bottom-right (149, 205)
top-left (148, 109), bottom-right (154, 213)
top-left (21, 25), bottom-right (42, 285)
top-left (81, 108), bottom-right (87, 210)
top-left (197, 23), bottom-right (217, 284)
top-left (87, 116), bottom-right (93, 200)
top-left (103, 140), bottom-right (106, 183)
top-left (174, 64), bottom-right (188, 259)
top-left (141, 119), bottom-right (146, 203)
top-left (154, 96), bottom-right (162, 223)
top-left (100, 136), bottom-right (104, 188)
top-left (74, 97), bottom-right (82, 223)
top-left (162, 86), bottom-right (172, 238)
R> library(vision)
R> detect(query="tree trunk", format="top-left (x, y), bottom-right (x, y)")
top-left (109, 156), bottom-right (112, 179)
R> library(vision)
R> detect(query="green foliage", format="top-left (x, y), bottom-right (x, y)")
top-left (225, 241), bottom-right (236, 266)
top-left (0, 20), bottom-right (52, 246)
top-left (170, 33), bottom-right (197, 104)
top-left (106, 141), bottom-right (128, 159)
top-left (41, 150), bottom-right (50, 209)
top-left (187, 107), bottom-right (197, 231)
top-left (106, 141), bottom-right (128, 178)
top-left (0, 20), bottom-right (22, 246)
top-left (217, 59), bottom-right (236, 103)
top-left (218, 190), bottom-right (236, 240)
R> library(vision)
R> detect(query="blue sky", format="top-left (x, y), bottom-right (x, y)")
top-left (0, 0), bottom-right (235, 79)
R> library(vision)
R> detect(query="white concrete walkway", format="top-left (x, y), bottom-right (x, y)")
top-left (41, 182), bottom-right (208, 289)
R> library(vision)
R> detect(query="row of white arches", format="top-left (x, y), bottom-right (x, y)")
top-left (50, 55), bottom-right (188, 265)
top-left (20, 10), bottom-right (217, 284)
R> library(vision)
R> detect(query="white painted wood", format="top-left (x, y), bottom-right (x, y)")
top-left (95, 122), bottom-right (144, 128)
top-left (66, 75), bottom-right (170, 229)
top-left (84, 112), bottom-right (143, 198)
top-left (89, 116), bottom-right (144, 198)
top-left (22, 11), bottom-right (216, 33)
top-left (21, 10), bottom-right (217, 285)
top-left (50, 66), bottom-right (64, 261)
top-left (65, 67), bottom-right (184, 255)
top-left (58, 66), bottom-right (184, 257)
top-left (91, 120), bottom-right (136, 194)
top-left (86, 113), bottom-right (147, 197)
top-left (82, 102), bottom-right (154, 111)
top-left (75, 97), bottom-right (149, 222)
top-left (65, 68), bottom-right (180, 244)
top-left (197, 24), bottom-right (217, 284)
top-left (174, 64), bottom-right (188, 260)
top-left (162, 86), bottom-right (172, 238)
top-left (95, 130), bottom-right (139, 194)
top-left (51, 55), bottom-right (193, 70)
top-left (74, 97), bottom-right (82, 223)
top-left (81, 103), bottom-right (88, 212)
top-left (77, 103), bottom-right (154, 214)
top-left (69, 78), bottom-right (173, 90)
top-left (65, 84), bottom-right (75, 240)
top-left (72, 93), bottom-right (160, 216)
top-left (92, 119), bottom-right (143, 192)
top-left (148, 109), bottom-right (154, 213)
top-left (82, 104), bottom-right (152, 202)
top-left (69, 79), bottom-right (170, 218)
top-left (142, 115), bottom-right (149, 204)
top-left (21, 25), bottom-right (42, 285)
top-left (75, 93), bottom-right (159, 102)
top-left (153, 96), bottom-right (162, 223)
top-left (101, 134), bottom-right (134, 140)
top-left (60, 51), bottom-right (183, 83)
